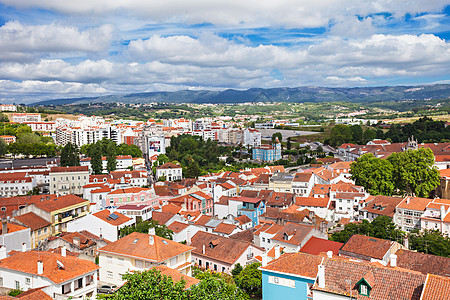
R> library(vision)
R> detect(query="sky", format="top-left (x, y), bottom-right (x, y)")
top-left (0, 1), bottom-right (450, 103)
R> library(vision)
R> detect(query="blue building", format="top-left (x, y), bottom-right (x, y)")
top-left (260, 252), bottom-right (322, 300)
top-left (232, 196), bottom-right (266, 226)
top-left (252, 143), bottom-right (281, 161)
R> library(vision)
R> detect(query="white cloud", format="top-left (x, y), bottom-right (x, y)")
top-left (2, 0), bottom-right (448, 28)
top-left (0, 21), bottom-right (114, 62)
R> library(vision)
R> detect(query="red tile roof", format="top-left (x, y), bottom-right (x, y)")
top-left (151, 211), bottom-right (175, 226)
top-left (162, 203), bottom-right (182, 214)
top-left (152, 265), bottom-right (200, 289)
top-left (167, 221), bottom-right (189, 233)
top-left (0, 251), bottom-right (98, 284)
top-left (421, 274), bottom-right (450, 300)
top-left (157, 163), bottom-right (181, 169)
top-left (397, 197), bottom-right (432, 211)
top-left (50, 166), bottom-right (88, 173)
top-left (271, 222), bottom-right (315, 246)
top-left (14, 212), bottom-right (51, 231)
top-left (260, 252), bottom-right (323, 279)
top-left (34, 194), bottom-right (88, 213)
top-left (296, 197), bottom-right (330, 208)
top-left (300, 236), bottom-right (343, 256)
top-left (213, 222), bottom-right (237, 235)
top-left (235, 214), bottom-right (252, 225)
top-left (15, 287), bottom-right (52, 300)
top-left (92, 210), bottom-right (131, 226)
top-left (396, 249), bottom-right (450, 277)
top-left (98, 232), bottom-right (193, 263)
top-left (340, 234), bottom-right (394, 260)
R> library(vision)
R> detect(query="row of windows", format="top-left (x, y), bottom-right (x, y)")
top-left (268, 275), bottom-right (295, 288)
top-left (53, 176), bottom-right (87, 181)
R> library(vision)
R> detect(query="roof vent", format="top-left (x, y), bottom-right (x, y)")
top-left (56, 260), bottom-right (65, 270)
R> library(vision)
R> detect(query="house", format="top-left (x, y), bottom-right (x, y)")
top-left (97, 231), bottom-right (194, 285)
top-left (252, 143), bottom-right (281, 162)
top-left (13, 212), bottom-right (51, 248)
top-left (268, 172), bottom-right (294, 193)
top-left (106, 187), bottom-right (157, 207)
top-left (167, 221), bottom-right (200, 243)
top-left (67, 209), bottom-right (134, 242)
top-left (152, 265), bottom-right (200, 289)
top-left (311, 255), bottom-right (426, 300)
top-left (260, 252), bottom-right (323, 300)
top-left (339, 234), bottom-right (403, 266)
top-left (151, 211), bottom-right (185, 227)
top-left (0, 250), bottom-right (99, 299)
top-left (156, 163), bottom-right (182, 181)
top-left (13, 194), bottom-right (90, 236)
top-left (359, 195), bottom-right (404, 221)
top-left (229, 196), bottom-right (266, 226)
top-left (0, 172), bottom-right (36, 197)
top-left (235, 215), bottom-right (253, 230)
top-left (190, 231), bottom-right (264, 274)
top-left (292, 173), bottom-right (314, 197)
top-left (49, 166), bottom-right (89, 196)
top-left (169, 191), bottom-right (214, 216)
top-left (253, 223), bottom-right (283, 250)
top-left (394, 196), bottom-right (433, 232)
top-left (420, 198), bottom-right (450, 235)
top-left (0, 222), bottom-right (31, 253)
top-left (213, 222), bottom-right (241, 238)
top-left (299, 236), bottom-right (343, 256)
top-left (116, 204), bottom-right (152, 222)
top-left (270, 222), bottom-right (327, 252)
top-left (420, 274), bottom-right (450, 300)
top-left (295, 197), bottom-right (333, 221)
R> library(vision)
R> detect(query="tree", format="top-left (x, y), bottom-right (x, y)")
top-left (184, 159), bottom-right (201, 178)
top-left (190, 272), bottom-right (249, 300)
top-left (106, 143), bottom-right (117, 173)
top-left (231, 263), bottom-right (243, 278)
top-left (388, 148), bottom-right (440, 197)
top-left (363, 128), bottom-right (376, 143)
top-left (271, 132), bottom-right (282, 144)
top-left (236, 262), bottom-right (262, 298)
top-left (60, 143), bottom-right (80, 167)
top-left (119, 220), bottom-right (173, 240)
top-left (0, 139), bottom-right (6, 157)
top-left (286, 137), bottom-right (291, 150)
top-left (90, 143), bottom-right (103, 174)
top-left (350, 125), bottom-right (363, 144)
top-left (409, 229), bottom-right (450, 257)
top-left (329, 125), bottom-right (352, 146)
top-left (350, 153), bottom-right (395, 196)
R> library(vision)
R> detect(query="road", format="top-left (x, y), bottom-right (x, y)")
top-left (259, 129), bottom-right (318, 140)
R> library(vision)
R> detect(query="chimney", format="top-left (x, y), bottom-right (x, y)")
top-left (0, 246), bottom-right (6, 259)
top-left (441, 205), bottom-right (446, 221)
top-left (202, 244), bottom-right (205, 254)
top-left (262, 253), bottom-right (268, 267)
top-left (187, 229), bottom-right (191, 246)
top-left (274, 245), bottom-right (280, 259)
top-left (22, 242), bottom-right (27, 252)
top-left (148, 227), bottom-right (156, 236)
top-left (327, 251), bottom-right (333, 258)
top-left (1, 220), bottom-right (7, 235)
top-left (149, 235), bottom-right (154, 245)
top-left (61, 246), bottom-right (66, 257)
top-left (73, 237), bottom-right (80, 248)
top-left (406, 197), bottom-right (410, 204)
top-left (37, 260), bottom-right (43, 275)
top-left (390, 254), bottom-right (397, 267)
top-left (317, 265), bottom-right (325, 288)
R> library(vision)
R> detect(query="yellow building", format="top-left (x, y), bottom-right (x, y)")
top-left (13, 212), bottom-right (52, 248)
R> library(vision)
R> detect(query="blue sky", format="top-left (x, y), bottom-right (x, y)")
top-left (0, 0), bottom-right (449, 103)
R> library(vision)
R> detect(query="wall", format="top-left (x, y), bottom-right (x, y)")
top-left (0, 228), bottom-right (31, 253)
top-left (262, 271), bottom-right (314, 300)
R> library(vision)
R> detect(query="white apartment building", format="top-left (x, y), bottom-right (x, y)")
top-left (243, 128), bottom-right (261, 147)
top-left (26, 122), bottom-right (56, 132)
top-left (12, 113), bottom-right (41, 123)
top-left (80, 155), bottom-right (133, 172)
top-left (0, 104), bottom-right (17, 111)
top-left (394, 197), bottom-right (432, 232)
top-left (0, 172), bottom-right (36, 197)
top-left (98, 232), bottom-right (194, 285)
top-left (49, 166), bottom-right (89, 196)
top-left (0, 250), bottom-right (99, 300)
top-left (156, 163), bottom-right (182, 181)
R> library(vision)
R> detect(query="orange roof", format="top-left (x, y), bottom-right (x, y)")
top-left (98, 232), bottom-right (193, 263)
top-left (397, 197), bottom-right (433, 211)
top-left (50, 166), bottom-right (88, 173)
top-left (162, 203), bottom-right (182, 214)
top-left (14, 212), bottom-right (51, 231)
top-left (34, 194), bottom-right (88, 213)
top-left (92, 210), bottom-right (131, 226)
top-left (153, 265), bottom-right (199, 289)
top-left (296, 197), bottom-right (330, 208)
top-left (0, 251), bottom-right (98, 284)
top-left (167, 221), bottom-right (189, 233)
top-left (300, 236), bottom-right (343, 255)
top-left (0, 223), bottom-right (28, 234)
top-left (235, 215), bottom-right (252, 225)
top-left (213, 222), bottom-right (237, 235)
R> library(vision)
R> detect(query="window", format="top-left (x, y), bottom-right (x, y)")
top-left (262, 237), bottom-right (266, 242)
top-left (26, 278), bottom-right (30, 285)
top-left (107, 256), bottom-right (112, 263)
top-left (360, 284), bottom-right (368, 296)
top-left (15, 281), bottom-right (20, 289)
top-left (107, 271), bottom-right (113, 278)
top-left (214, 264), bottom-right (217, 271)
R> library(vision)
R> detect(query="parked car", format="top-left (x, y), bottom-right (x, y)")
top-left (97, 285), bottom-right (117, 294)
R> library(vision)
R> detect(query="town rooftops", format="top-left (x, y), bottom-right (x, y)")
top-left (420, 274), bottom-right (450, 300)
top-left (235, 214), bottom-right (252, 225)
top-left (48, 231), bottom-right (96, 250)
top-left (271, 222), bottom-right (315, 246)
top-left (230, 196), bottom-right (262, 204)
top-left (296, 196), bottom-right (330, 208)
top-left (92, 209), bottom-right (131, 226)
top-left (190, 231), bottom-right (259, 265)
top-left (260, 252), bottom-right (323, 279)
top-left (213, 222), bottom-right (237, 235)
top-left (157, 163), bottom-right (182, 169)
top-left (340, 234), bottom-right (394, 261)
top-left (0, 251), bottom-right (99, 284)
top-left (361, 195), bottom-right (404, 218)
top-left (167, 221), bottom-right (189, 233)
top-left (50, 166), bottom-right (89, 173)
top-left (13, 212), bottom-right (51, 231)
top-left (395, 249), bottom-right (450, 277)
top-left (151, 211), bottom-right (176, 226)
top-left (293, 172), bottom-right (313, 182)
top-left (108, 187), bottom-right (151, 195)
top-left (397, 196), bottom-right (433, 211)
top-left (98, 232), bottom-right (193, 263)
top-left (117, 204), bottom-right (150, 211)
top-left (32, 194), bottom-right (88, 213)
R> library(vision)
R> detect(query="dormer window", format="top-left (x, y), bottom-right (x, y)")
top-left (356, 272), bottom-right (374, 297)
top-left (360, 284), bottom-right (368, 296)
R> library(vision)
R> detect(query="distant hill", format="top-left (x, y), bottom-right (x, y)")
top-left (32, 84), bottom-right (450, 106)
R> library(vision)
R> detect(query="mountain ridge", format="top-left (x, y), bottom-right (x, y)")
top-left (31, 84), bottom-right (450, 106)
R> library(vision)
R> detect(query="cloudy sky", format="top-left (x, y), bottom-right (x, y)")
top-left (0, 1), bottom-right (450, 103)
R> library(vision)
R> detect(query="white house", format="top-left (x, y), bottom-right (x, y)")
top-left (67, 209), bottom-right (134, 242)
top-left (156, 163), bottom-right (182, 181)
top-left (80, 155), bottom-right (133, 172)
top-left (0, 250), bottom-right (98, 300)
top-left (0, 172), bottom-right (36, 197)
top-left (116, 204), bottom-right (153, 222)
top-left (97, 231), bottom-right (194, 285)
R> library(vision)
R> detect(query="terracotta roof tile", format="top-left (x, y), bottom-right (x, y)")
top-left (421, 274), bottom-right (450, 300)
top-left (162, 203), bottom-right (182, 214)
top-left (339, 234), bottom-right (394, 260)
top-left (50, 166), bottom-right (88, 173)
top-left (296, 197), bottom-right (330, 208)
top-left (235, 214), bottom-right (252, 225)
top-left (157, 163), bottom-right (181, 169)
top-left (300, 236), bottom-right (343, 256)
top-left (16, 287), bottom-right (52, 300)
top-left (229, 228), bottom-right (257, 243)
top-left (260, 252), bottom-right (322, 279)
top-left (167, 221), bottom-right (189, 233)
top-left (396, 249), bottom-right (450, 277)
top-left (151, 211), bottom-right (175, 226)
top-left (0, 251), bottom-right (98, 284)
top-left (361, 195), bottom-right (404, 218)
top-left (0, 223), bottom-right (28, 234)
top-left (271, 222), bottom-right (314, 246)
top-left (98, 232), bottom-right (193, 262)
top-left (14, 212), bottom-right (51, 231)
top-left (34, 194), bottom-right (88, 213)
top-left (213, 222), bottom-right (237, 235)
top-left (92, 209), bottom-right (131, 226)
top-left (397, 197), bottom-right (433, 211)
top-left (152, 265), bottom-right (200, 289)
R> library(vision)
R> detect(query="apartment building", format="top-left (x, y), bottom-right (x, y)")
top-left (0, 172), bottom-right (36, 197)
top-left (49, 166), bottom-right (89, 196)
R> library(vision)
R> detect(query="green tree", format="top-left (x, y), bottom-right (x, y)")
top-left (60, 143), bottom-right (80, 167)
top-left (350, 125), bottom-right (363, 144)
top-left (184, 159), bottom-right (201, 178)
top-left (106, 143), bottom-right (117, 173)
top-left (329, 125), bottom-right (352, 146)
top-left (350, 153), bottom-right (395, 196)
top-left (17, 133), bottom-right (40, 144)
top-left (236, 262), bottom-right (262, 298)
top-left (91, 143), bottom-right (103, 174)
top-left (409, 229), bottom-right (450, 257)
top-left (190, 272), bottom-right (249, 300)
top-left (363, 128), bottom-right (376, 143)
top-left (119, 220), bottom-right (173, 240)
top-left (286, 137), bottom-right (291, 150)
top-left (0, 139), bottom-right (6, 157)
top-left (271, 132), bottom-right (282, 144)
top-left (231, 263), bottom-right (243, 278)
top-left (388, 148), bottom-right (440, 197)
